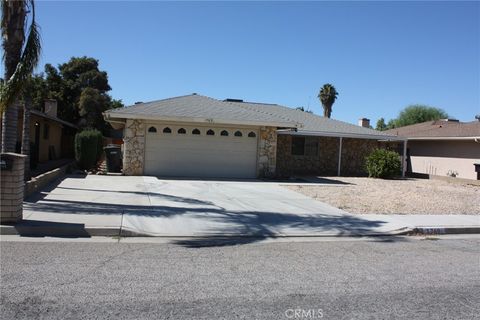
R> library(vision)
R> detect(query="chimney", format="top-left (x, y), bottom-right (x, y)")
top-left (44, 99), bottom-right (57, 118)
top-left (358, 118), bottom-right (370, 128)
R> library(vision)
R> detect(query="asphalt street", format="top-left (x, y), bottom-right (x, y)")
top-left (1, 236), bottom-right (479, 319)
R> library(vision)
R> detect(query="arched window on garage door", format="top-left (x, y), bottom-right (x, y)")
top-left (220, 130), bottom-right (229, 136)
top-left (248, 131), bottom-right (256, 138)
top-left (178, 128), bottom-right (186, 134)
top-left (234, 131), bottom-right (243, 137)
top-left (148, 126), bottom-right (157, 133)
top-left (206, 129), bottom-right (215, 136)
top-left (163, 127), bottom-right (172, 133)
top-left (192, 128), bottom-right (201, 135)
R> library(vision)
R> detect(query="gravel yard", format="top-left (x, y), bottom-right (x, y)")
top-left (286, 177), bottom-right (480, 215)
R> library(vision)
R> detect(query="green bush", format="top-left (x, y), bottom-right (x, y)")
top-left (96, 133), bottom-right (104, 162)
top-left (365, 149), bottom-right (401, 179)
top-left (75, 129), bottom-right (103, 170)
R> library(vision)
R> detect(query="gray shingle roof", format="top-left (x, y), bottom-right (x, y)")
top-left (105, 94), bottom-right (396, 138)
top-left (230, 99), bottom-right (394, 137)
top-left (106, 94), bottom-right (294, 126)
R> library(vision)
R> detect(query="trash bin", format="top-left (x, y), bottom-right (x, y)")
top-left (104, 144), bottom-right (122, 173)
top-left (474, 163), bottom-right (480, 180)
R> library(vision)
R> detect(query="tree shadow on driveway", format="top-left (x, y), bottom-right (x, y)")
top-left (170, 211), bottom-right (401, 247)
top-left (22, 175), bottom-right (407, 246)
top-left (26, 183), bottom-right (216, 208)
top-left (52, 186), bottom-right (216, 206)
top-left (24, 197), bottom-right (396, 246)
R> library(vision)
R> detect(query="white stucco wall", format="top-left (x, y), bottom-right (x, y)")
top-left (408, 140), bottom-right (480, 180)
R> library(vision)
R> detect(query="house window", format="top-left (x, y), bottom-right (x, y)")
top-left (291, 137), bottom-right (305, 156)
top-left (248, 131), bottom-right (256, 138)
top-left (192, 128), bottom-right (201, 135)
top-left (163, 127), bottom-right (172, 133)
top-left (148, 126), bottom-right (157, 133)
top-left (305, 137), bottom-right (319, 156)
top-left (234, 131), bottom-right (243, 137)
top-left (291, 137), bottom-right (318, 156)
top-left (178, 128), bottom-right (186, 134)
top-left (43, 124), bottom-right (50, 139)
top-left (220, 130), bottom-right (229, 136)
top-left (206, 129), bottom-right (215, 136)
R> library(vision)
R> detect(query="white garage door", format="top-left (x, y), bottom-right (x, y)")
top-left (144, 124), bottom-right (258, 178)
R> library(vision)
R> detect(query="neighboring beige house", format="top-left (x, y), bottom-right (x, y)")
top-left (104, 94), bottom-right (404, 179)
top-left (386, 119), bottom-right (480, 180)
top-left (15, 100), bottom-right (77, 164)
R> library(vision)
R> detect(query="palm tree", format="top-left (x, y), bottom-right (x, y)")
top-left (21, 85), bottom-right (32, 180)
top-left (1, 0), bottom-right (41, 153)
top-left (317, 83), bottom-right (338, 118)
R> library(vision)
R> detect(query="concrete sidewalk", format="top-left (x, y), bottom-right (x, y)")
top-left (1, 175), bottom-right (479, 238)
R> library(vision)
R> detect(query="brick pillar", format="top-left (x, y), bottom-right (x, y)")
top-left (1, 153), bottom-right (26, 223)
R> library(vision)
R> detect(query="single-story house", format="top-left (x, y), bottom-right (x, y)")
top-left (386, 119), bottom-right (480, 180)
top-left (104, 94), bottom-right (404, 179)
top-left (14, 100), bottom-right (77, 165)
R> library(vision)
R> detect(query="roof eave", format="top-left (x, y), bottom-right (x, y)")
top-left (31, 110), bottom-right (78, 129)
top-left (407, 136), bottom-right (480, 141)
top-left (104, 112), bottom-right (297, 128)
top-left (278, 129), bottom-right (404, 141)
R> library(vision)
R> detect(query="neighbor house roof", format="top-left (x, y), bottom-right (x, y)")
top-left (30, 109), bottom-right (78, 129)
top-left (105, 94), bottom-right (400, 140)
top-left (385, 120), bottom-right (480, 140)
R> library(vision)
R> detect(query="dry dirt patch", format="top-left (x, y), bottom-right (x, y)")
top-left (286, 177), bottom-right (480, 215)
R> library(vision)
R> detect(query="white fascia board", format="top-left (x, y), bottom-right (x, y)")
top-left (104, 112), bottom-right (298, 128)
top-left (406, 136), bottom-right (480, 141)
top-left (278, 129), bottom-right (405, 141)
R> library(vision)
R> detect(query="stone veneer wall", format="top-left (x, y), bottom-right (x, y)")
top-left (276, 135), bottom-right (383, 177)
top-left (339, 138), bottom-right (379, 176)
top-left (123, 119), bottom-right (145, 175)
top-left (276, 135), bottom-right (339, 177)
top-left (257, 127), bottom-right (277, 177)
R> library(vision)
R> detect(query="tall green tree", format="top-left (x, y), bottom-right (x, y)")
top-left (375, 117), bottom-right (387, 131)
top-left (78, 87), bottom-right (109, 132)
top-left (318, 83), bottom-right (338, 118)
top-left (22, 73), bottom-right (48, 111)
top-left (1, 0), bottom-right (41, 152)
top-left (387, 104), bottom-right (449, 129)
top-left (52, 57), bottom-right (111, 125)
top-left (22, 56), bottom-right (123, 134)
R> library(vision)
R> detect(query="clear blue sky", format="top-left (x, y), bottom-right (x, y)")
top-left (16, 1), bottom-right (480, 125)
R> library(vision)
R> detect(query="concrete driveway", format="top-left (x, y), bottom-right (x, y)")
top-left (21, 174), bottom-right (396, 237)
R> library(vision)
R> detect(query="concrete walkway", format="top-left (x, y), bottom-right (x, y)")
top-left (4, 175), bottom-right (479, 237)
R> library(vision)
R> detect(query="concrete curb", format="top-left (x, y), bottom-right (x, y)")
top-left (1, 225), bottom-right (412, 238)
top-left (0, 224), bottom-right (120, 238)
top-left (410, 226), bottom-right (480, 235)
top-left (118, 226), bottom-right (414, 237)
top-left (2, 224), bottom-right (479, 238)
